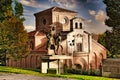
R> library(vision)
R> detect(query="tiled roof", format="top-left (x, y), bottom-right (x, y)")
top-left (28, 30), bottom-right (37, 36)
top-left (52, 7), bottom-right (77, 13)
top-left (34, 6), bottom-right (77, 15)
top-left (71, 17), bottom-right (85, 21)
top-left (28, 30), bottom-right (46, 36)
top-left (36, 32), bottom-right (45, 36)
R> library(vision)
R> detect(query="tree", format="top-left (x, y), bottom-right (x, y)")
top-left (0, 0), bottom-right (12, 22)
top-left (0, 22), bottom-right (9, 65)
top-left (98, 0), bottom-right (120, 58)
top-left (98, 33), bottom-right (106, 47)
top-left (0, 0), bottom-right (29, 65)
top-left (14, 0), bottom-right (25, 21)
top-left (3, 16), bottom-right (29, 60)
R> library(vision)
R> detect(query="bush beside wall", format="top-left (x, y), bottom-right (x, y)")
top-left (65, 68), bottom-right (101, 76)
top-left (47, 68), bottom-right (57, 74)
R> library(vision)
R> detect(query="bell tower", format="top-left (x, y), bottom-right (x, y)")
top-left (34, 7), bottom-right (78, 32)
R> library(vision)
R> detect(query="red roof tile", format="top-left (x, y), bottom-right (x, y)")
top-left (28, 30), bottom-right (46, 36)
top-left (28, 30), bottom-right (37, 36)
top-left (34, 6), bottom-right (77, 15)
top-left (36, 32), bottom-right (46, 36)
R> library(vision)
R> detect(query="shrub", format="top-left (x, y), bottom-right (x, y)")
top-left (65, 68), bottom-right (101, 76)
top-left (66, 69), bottom-right (83, 74)
top-left (82, 70), bottom-right (88, 75)
top-left (63, 64), bottom-right (67, 74)
top-left (89, 69), bottom-right (101, 76)
top-left (47, 68), bottom-right (57, 74)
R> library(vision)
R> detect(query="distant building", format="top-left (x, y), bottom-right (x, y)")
top-left (7, 7), bottom-right (107, 70)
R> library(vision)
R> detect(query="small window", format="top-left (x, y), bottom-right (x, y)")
top-left (56, 15), bottom-right (59, 22)
top-left (77, 43), bottom-right (83, 52)
top-left (43, 19), bottom-right (46, 25)
top-left (80, 23), bottom-right (82, 29)
top-left (75, 22), bottom-right (78, 29)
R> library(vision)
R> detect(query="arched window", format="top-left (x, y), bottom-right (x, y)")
top-left (75, 64), bottom-right (82, 69)
top-left (36, 55), bottom-right (39, 66)
top-left (43, 19), bottom-right (46, 25)
top-left (80, 23), bottom-right (82, 29)
top-left (30, 55), bottom-right (33, 68)
top-left (75, 22), bottom-right (78, 29)
top-left (77, 43), bottom-right (83, 52)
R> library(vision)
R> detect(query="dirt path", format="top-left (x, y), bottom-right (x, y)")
top-left (0, 73), bottom-right (75, 80)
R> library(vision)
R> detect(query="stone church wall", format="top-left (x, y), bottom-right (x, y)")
top-left (6, 51), bottom-right (46, 68)
top-left (90, 40), bottom-right (107, 69)
top-left (52, 12), bottom-right (77, 31)
top-left (34, 11), bottom-right (52, 32)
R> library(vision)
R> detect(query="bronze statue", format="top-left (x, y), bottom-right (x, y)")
top-left (46, 26), bottom-right (56, 55)
top-left (56, 32), bottom-right (63, 54)
top-left (46, 26), bottom-right (63, 55)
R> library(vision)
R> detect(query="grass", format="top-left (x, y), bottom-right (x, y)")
top-left (0, 66), bottom-right (118, 80)
top-left (0, 66), bottom-right (39, 74)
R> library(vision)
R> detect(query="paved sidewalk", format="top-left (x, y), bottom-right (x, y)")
top-left (0, 73), bottom-right (75, 80)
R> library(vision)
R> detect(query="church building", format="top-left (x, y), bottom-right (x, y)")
top-left (7, 7), bottom-right (107, 70)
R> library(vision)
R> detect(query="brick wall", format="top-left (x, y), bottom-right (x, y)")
top-left (90, 40), bottom-right (107, 69)
top-left (6, 51), bottom-right (46, 68)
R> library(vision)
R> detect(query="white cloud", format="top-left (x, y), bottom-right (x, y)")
top-left (86, 19), bottom-right (92, 23)
top-left (23, 10), bottom-right (33, 16)
top-left (18, 0), bottom-right (49, 8)
top-left (25, 25), bottom-right (35, 32)
top-left (24, 9), bottom-right (30, 13)
top-left (86, 10), bottom-right (110, 33)
top-left (49, 0), bottom-right (77, 9)
top-left (89, 10), bottom-right (107, 24)
top-left (85, 21), bottom-right (110, 34)
top-left (95, 10), bottom-right (107, 24)
top-left (89, 10), bottom-right (96, 16)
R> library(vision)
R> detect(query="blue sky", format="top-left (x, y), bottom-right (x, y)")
top-left (18, 0), bottom-right (110, 34)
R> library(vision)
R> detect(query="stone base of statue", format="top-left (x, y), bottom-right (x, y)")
top-left (47, 49), bottom-right (55, 55)
top-left (41, 54), bottom-right (72, 74)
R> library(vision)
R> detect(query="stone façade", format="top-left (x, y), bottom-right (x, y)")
top-left (7, 7), bottom-right (107, 70)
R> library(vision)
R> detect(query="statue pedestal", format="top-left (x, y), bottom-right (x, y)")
top-left (41, 55), bottom-right (72, 74)
top-left (48, 49), bottom-right (55, 55)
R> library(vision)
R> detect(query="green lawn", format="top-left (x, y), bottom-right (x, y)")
top-left (0, 66), bottom-right (118, 80)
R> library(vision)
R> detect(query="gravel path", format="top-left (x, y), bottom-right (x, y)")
top-left (0, 73), bottom-right (75, 80)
